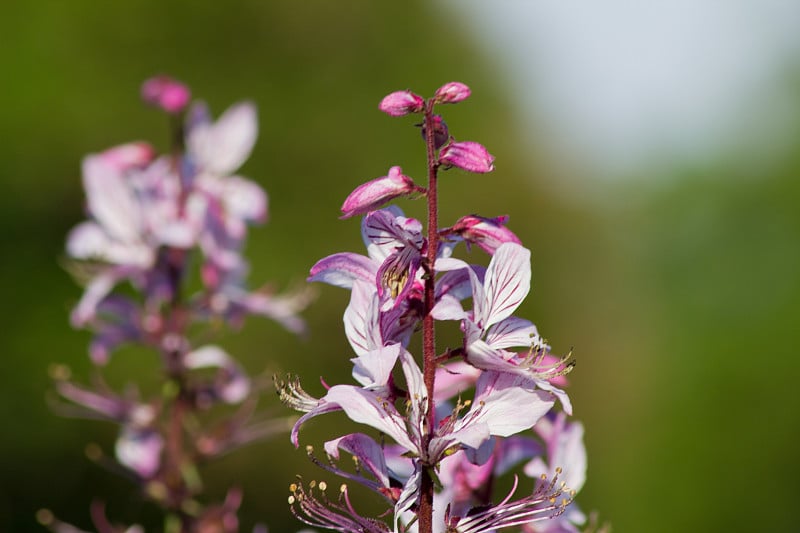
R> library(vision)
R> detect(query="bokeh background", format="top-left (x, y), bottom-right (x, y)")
top-left (2, 1), bottom-right (799, 531)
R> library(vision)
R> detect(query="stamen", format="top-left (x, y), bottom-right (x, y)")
top-left (518, 344), bottom-right (576, 380)
top-left (274, 374), bottom-right (319, 413)
top-left (450, 470), bottom-right (576, 532)
top-left (288, 478), bottom-right (392, 533)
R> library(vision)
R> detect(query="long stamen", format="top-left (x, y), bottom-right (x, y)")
top-left (451, 471), bottom-right (575, 532)
top-left (288, 479), bottom-right (391, 533)
top-left (274, 374), bottom-right (320, 413)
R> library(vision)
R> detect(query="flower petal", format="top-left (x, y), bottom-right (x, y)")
top-left (439, 141), bottom-right (495, 174)
top-left (341, 166), bottom-right (417, 219)
top-left (378, 90), bottom-right (424, 117)
top-left (481, 243), bottom-right (531, 328)
top-left (188, 101), bottom-right (257, 175)
top-left (308, 252), bottom-right (378, 288)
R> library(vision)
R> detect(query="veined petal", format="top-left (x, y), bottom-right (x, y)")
top-left (434, 362), bottom-right (481, 403)
top-left (430, 294), bottom-right (466, 321)
top-left (481, 243), bottom-right (531, 329)
top-left (352, 343), bottom-right (401, 389)
top-left (308, 252), bottom-right (378, 288)
top-left (324, 385), bottom-right (417, 453)
top-left (363, 209), bottom-right (424, 253)
top-left (485, 317), bottom-right (539, 350)
top-left (467, 371), bottom-right (555, 438)
top-left (344, 280), bottom-right (382, 356)
top-left (324, 433), bottom-right (392, 490)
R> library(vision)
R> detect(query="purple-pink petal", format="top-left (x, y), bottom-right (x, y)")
top-left (340, 166), bottom-right (417, 219)
top-left (378, 90), bottom-right (424, 117)
top-left (324, 433), bottom-right (392, 489)
top-left (308, 252), bottom-right (378, 288)
top-left (448, 214), bottom-right (521, 254)
top-left (439, 141), bottom-right (495, 174)
top-left (433, 82), bottom-right (471, 104)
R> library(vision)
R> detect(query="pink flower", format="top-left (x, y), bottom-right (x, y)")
top-left (340, 166), bottom-right (419, 219)
top-left (141, 76), bottom-right (191, 114)
top-left (439, 141), bottom-right (495, 173)
top-left (443, 214), bottom-right (521, 254)
top-left (378, 90), bottom-right (425, 117)
top-left (433, 82), bottom-right (471, 104)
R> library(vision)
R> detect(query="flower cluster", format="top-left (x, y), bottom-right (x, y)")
top-left (44, 76), bottom-right (312, 533)
top-left (280, 83), bottom-right (591, 533)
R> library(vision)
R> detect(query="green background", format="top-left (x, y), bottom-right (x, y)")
top-left (2, 2), bottom-right (799, 532)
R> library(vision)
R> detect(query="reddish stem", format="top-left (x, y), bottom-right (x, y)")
top-left (418, 99), bottom-right (439, 533)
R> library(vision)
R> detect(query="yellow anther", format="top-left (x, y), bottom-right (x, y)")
top-left (319, 481), bottom-right (327, 491)
top-left (288, 495), bottom-right (295, 504)
top-left (289, 483), bottom-right (297, 492)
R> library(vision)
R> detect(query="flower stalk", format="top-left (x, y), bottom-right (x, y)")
top-left (286, 81), bottom-right (600, 532)
top-left (47, 76), bottom-right (312, 533)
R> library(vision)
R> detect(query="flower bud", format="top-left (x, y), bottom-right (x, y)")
top-left (340, 166), bottom-right (418, 218)
top-left (378, 90), bottom-right (424, 117)
top-left (433, 82), bottom-right (471, 104)
top-left (439, 141), bottom-right (495, 173)
top-left (446, 214), bottom-right (521, 254)
top-left (141, 75), bottom-right (191, 114)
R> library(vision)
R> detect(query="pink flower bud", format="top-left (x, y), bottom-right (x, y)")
top-left (447, 214), bottom-right (521, 254)
top-left (439, 141), bottom-right (495, 173)
top-left (378, 90), bottom-right (424, 117)
top-left (141, 76), bottom-right (191, 114)
top-left (99, 142), bottom-right (155, 171)
top-left (341, 166), bottom-right (418, 218)
top-left (433, 82), bottom-right (471, 104)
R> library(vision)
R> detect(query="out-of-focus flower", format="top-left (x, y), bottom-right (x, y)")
top-left (141, 76), bottom-right (191, 114)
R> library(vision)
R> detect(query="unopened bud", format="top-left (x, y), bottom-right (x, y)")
top-left (433, 82), bottom-right (471, 104)
top-left (439, 141), bottom-right (495, 173)
top-left (340, 166), bottom-right (419, 218)
top-left (378, 90), bottom-right (424, 117)
top-left (141, 75), bottom-right (191, 114)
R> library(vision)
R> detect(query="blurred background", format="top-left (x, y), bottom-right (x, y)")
top-left (1, 1), bottom-right (798, 531)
